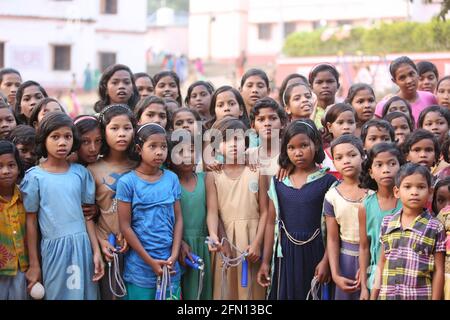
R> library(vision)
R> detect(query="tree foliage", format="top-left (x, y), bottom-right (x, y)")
top-left (283, 20), bottom-right (450, 57)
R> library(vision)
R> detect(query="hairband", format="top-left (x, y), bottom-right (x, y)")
top-left (295, 120), bottom-right (315, 132)
top-left (99, 104), bottom-right (131, 123)
top-left (74, 115), bottom-right (98, 125)
top-left (136, 122), bottom-right (166, 135)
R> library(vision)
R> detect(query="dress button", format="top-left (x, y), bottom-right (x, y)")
top-left (13, 230), bottom-right (17, 234)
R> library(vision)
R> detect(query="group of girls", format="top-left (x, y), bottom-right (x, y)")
top-left (0, 54), bottom-right (449, 300)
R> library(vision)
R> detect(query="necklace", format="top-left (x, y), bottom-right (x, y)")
top-left (135, 168), bottom-right (161, 177)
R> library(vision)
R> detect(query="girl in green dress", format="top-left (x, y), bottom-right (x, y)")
top-left (358, 142), bottom-right (404, 299)
top-left (170, 137), bottom-right (212, 300)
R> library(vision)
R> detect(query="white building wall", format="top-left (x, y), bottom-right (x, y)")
top-left (188, 0), bottom-right (248, 60)
top-left (0, 0), bottom-right (147, 88)
top-left (145, 27), bottom-right (189, 57)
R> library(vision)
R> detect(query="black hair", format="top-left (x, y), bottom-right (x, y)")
top-left (359, 142), bottom-right (405, 190)
top-left (0, 99), bottom-right (14, 113)
top-left (240, 68), bottom-right (270, 89)
top-left (442, 135), bottom-right (450, 163)
top-left (9, 125), bottom-right (36, 146)
top-left (135, 123), bottom-right (167, 165)
top-left (395, 162), bottom-right (432, 188)
top-left (330, 134), bottom-right (364, 158)
top-left (29, 98), bottom-right (65, 127)
top-left (207, 85), bottom-right (250, 129)
top-left (134, 95), bottom-right (169, 129)
top-left (153, 71), bottom-right (183, 106)
top-left (134, 72), bottom-right (155, 86)
top-left (279, 119), bottom-right (325, 169)
top-left (417, 61), bottom-right (439, 79)
top-left (73, 115), bottom-right (101, 137)
top-left (308, 63), bottom-right (340, 88)
top-left (98, 104), bottom-right (136, 157)
top-left (344, 83), bottom-right (375, 105)
top-left (171, 107), bottom-right (202, 124)
top-left (437, 75), bottom-right (450, 91)
top-left (211, 116), bottom-right (249, 150)
top-left (0, 140), bottom-right (24, 180)
top-left (36, 112), bottom-right (80, 158)
top-left (278, 73), bottom-right (309, 107)
top-left (384, 111), bottom-right (414, 136)
top-left (14, 80), bottom-right (48, 124)
top-left (417, 105), bottom-right (450, 129)
top-left (282, 82), bottom-right (312, 109)
top-left (249, 97), bottom-right (288, 126)
top-left (381, 96), bottom-right (414, 124)
top-left (94, 64), bottom-right (140, 113)
top-left (402, 129), bottom-right (440, 164)
top-left (389, 56), bottom-right (417, 79)
top-left (432, 176), bottom-right (450, 215)
top-left (361, 119), bottom-right (395, 144)
top-left (135, 123), bottom-right (167, 149)
top-left (184, 81), bottom-right (215, 106)
top-left (321, 103), bottom-right (355, 144)
top-left (0, 68), bottom-right (21, 84)
top-left (171, 107), bottom-right (203, 134)
top-left (0, 92), bottom-right (7, 103)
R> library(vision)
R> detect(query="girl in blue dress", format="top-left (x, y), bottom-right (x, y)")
top-left (117, 123), bottom-right (183, 300)
top-left (257, 119), bottom-right (336, 299)
top-left (22, 112), bottom-right (104, 300)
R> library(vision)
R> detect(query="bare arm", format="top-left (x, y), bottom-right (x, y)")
top-left (206, 172), bottom-right (220, 250)
top-left (326, 215), bottom-right (359, 292)
top-left (325, 215), bottom-right (341, 279)
top-left (85, 218), bottom-right (104, 281)
top-left (432, 252), bottom-right (445, 300)
top-left (25, 212), bottom-right (41, 291)
top-left (358, 205), bottom-right (370, 299)
top-left (370, 247), bottom-right (386, 300)
top-left (169, 200), bottom-right (183, 263)
top-left (247, 173), bottom-right (269, 263)
top-left (257, 198), bottom-right (276, 287)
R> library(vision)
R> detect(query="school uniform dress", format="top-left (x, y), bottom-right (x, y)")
top-left (211, 167), bottom-right (266, 300)
top-left (323, 186), bottom-right (371, 300)
top-left (379, 209), bottom-right (446, 300)
top-left (179, 172), bottom-right (212, 300)
top-left (0, 186), bottom-right (28, 300)
top-left (20, 164), bottom-right (98, 300)
top-left (363, 193), bottom-right (402, 291)
top-left (268, 169), bottom-right (337, 300)
top-left (115, 169), bottom-right (182, 300)
top-left (436, 205), bottom-right (450, 300)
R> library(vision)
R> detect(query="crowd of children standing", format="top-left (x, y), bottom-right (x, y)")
top-left (0, 55), bottom-right (450, 300)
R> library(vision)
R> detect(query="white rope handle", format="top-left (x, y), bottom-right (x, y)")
top-left (306, 276), bottom-right (321, 300)
top-left (108, 252), bottom-right (127, 298)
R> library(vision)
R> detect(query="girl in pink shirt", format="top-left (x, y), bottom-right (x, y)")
top-left (375, 56), bottom-right (437, 124)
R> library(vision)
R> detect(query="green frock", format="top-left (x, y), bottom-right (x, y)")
top-left (180, 172), bottom-right (212, 300)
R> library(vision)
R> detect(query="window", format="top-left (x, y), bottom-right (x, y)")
top-left (52, 45), bottom-right (71, 71)
top-left (101, 0), bottom-right (118, 14)
top-left (258, 23), bottom-right (272, 40)
top-left (99, 52), bottom-right (116, 72)
top-left (0, 43), bottom-right (4, 68)
top-left (284, 22), bottom-right (296, 38)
